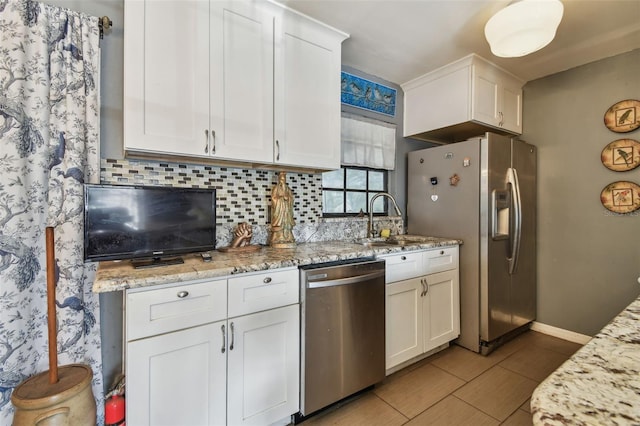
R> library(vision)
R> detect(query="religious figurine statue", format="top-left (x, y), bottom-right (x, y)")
top-left (269, 171), bottom-right (296, 248)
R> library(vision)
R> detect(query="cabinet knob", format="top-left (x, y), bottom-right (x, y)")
top-left (177, 290), bottom-right (189, 298)
top-left (440, 250), bottom-right (445, 255)
top-left (401, 256), bottom-right (406, 261)
top-left (263, 277), bottom-right (272, 284)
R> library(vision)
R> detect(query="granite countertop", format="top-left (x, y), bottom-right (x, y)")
top-left (531, 294), bottom-right (640, 425)
top-left (92, 237), bottom-right (461, 293)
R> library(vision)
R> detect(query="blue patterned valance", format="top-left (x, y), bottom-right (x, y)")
top-left (341, 72), bottom-right (396, 116)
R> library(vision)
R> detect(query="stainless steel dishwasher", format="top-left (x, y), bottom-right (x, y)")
top-left (299, 258), bottom-right (386, 417)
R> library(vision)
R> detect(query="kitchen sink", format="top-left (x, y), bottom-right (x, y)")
top-left (356, 235), bottom-right (436, 247)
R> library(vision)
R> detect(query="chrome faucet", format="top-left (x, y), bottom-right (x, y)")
top-left (368, 192), bottom-right (403, 238)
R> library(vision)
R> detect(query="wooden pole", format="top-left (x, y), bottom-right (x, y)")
top-left (46, 226), bottom-right (59, 384)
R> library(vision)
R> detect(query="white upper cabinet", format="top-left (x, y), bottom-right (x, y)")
top-left (209, 1), bottom-right (276, 163)
top-left (402, 54), bottom-right (523, 144)
top-left (274, 8), bottom-right (346, 169)
top-left (124, 0), bottom-right (348, 171)
top-left (124, 0), bottom-right (210, 157)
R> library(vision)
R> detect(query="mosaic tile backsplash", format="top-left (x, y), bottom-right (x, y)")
top-left (100, 158), bottom-right (403, 247)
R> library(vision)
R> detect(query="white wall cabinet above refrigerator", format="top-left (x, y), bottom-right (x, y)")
top-left (124, 0), bottom-right (348, 171)
top-left (402, 54), bottom-right (523, 144)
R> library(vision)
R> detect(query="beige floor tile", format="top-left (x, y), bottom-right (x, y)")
top-left (303, 393), bottom-right (408, 426)
top-left (498, 345), bottom-right (570, 382)
top-left (405, 396), bottom-right (500, 426)
top-left (515, 331), bottom-right (584, 356)
top-left (519, 398), bottom-right (531, 413)
top-left (374, 363), bottom-right (465, 418)
top-left (431, 345), bottom-right (508, 381)
top-left (453, 366), bottom-right (538, 421)
top-left (500, 409), bottom-right (534, 426)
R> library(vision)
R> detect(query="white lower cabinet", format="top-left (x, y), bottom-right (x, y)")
top-left (125, 269), bottom-right (299, 425)
top-left (227, 305), bottom-right (299, 426)
top-left (423, 270), bottom-right (460, 350)
top-left (127, 321), bottom-right (227, 426)
top-left (381, 246), bottom-right (460, 371)
top-left (385, 277), bottom-right (423, 369)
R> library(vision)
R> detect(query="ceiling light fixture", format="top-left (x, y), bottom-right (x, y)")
top-left (484, 0), bottom-right (564, 58)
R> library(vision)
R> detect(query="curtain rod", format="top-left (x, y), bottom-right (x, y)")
top-left (98, 16), bottom-right (112, 39)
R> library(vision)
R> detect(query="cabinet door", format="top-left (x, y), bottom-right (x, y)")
top-left (381, 251), bottom-right (424, 283)
top-left (423, 270), bottom-right (460, 352)
top-left (126, 278), bottom-right (227, 341)
top-left (124, 0), bottom-right (209, 157)
top-left (499, 82), bottom-right (522, 134)
top-left (228, 268), bottom-right (299, 318)
top-left (274, 12), bottom-right (345, 170)
top-left (227, 304), bottom-right (300, 425)
top-left (473, 69), bottom-right (500, 128)
top-left (385, 278), bottom-right (423, 370)
top-left (210, 1), bottom-right (274, 163)
top-left (127, 321), bottom-right (227, 426)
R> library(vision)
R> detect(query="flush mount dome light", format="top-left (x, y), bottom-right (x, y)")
top-left (484, 0), bottom-right (564, 58)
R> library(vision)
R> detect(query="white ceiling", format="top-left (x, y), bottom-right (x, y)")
top-left (280, 0), bottom-right (640, 85)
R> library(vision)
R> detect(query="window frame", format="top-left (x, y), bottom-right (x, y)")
top-left (321, 166), bottom-right (388, 217)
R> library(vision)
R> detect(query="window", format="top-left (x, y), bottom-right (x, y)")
top-left (322, 166), bottom-right (388, 216)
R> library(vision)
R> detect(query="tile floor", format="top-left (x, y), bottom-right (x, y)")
top-left (303, 331), bottom-right (583, 426)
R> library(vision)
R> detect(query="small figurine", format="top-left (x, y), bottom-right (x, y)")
top-left (230, 222), bottom-right (253, 248)
top-left (269, 171), bottom-right (296, 248)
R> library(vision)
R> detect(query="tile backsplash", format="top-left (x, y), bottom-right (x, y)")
top-left (100, 158), bottom-right (403, 247)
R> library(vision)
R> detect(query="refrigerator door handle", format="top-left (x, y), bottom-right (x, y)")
top-left (507, 167), bottom-right (522, 275)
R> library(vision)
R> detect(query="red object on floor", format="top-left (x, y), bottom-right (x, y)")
top-left (105, 395), bottom-right (125, 425)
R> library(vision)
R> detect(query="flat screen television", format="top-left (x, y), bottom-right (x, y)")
top-left (84, 184), bottom-right (216, 268)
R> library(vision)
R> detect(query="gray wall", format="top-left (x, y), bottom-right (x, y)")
top-left (522, 49), bottom-right (640, 336)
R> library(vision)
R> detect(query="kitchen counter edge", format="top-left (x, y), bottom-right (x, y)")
top-left (531, 293), bottom-right (640, 425)
top-left (92, 238), bottom-right (462, 293)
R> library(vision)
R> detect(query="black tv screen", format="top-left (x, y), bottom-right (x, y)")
top-left (84, 184), bottom-right (216, 264)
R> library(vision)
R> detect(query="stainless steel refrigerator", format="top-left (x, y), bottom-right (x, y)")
top-left (407, 132), bottom-right (536, 354)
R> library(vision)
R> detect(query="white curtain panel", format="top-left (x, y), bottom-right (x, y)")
top-left (0, 0), bottom-right (102, 423)
top-left (341, 113), bottom-right (396, 170)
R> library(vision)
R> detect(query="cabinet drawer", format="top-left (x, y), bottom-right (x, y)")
top-left (380, 252), bottom-right (424, 283)
top-left (423, 247), bottom-right (459, 274)
top-left (228, 268), bottom-right (299, 318)
top-left (126, 279), bottom-right (227, 341)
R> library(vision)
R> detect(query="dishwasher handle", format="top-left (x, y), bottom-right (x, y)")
top-left (307, 270), bottom-right (385, 289)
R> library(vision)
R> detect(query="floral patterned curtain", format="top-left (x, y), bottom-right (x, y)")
top-left (0, 0), bottom-right (102, 423)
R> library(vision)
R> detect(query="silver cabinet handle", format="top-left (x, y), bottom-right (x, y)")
top-left (420, 279), bottom-right (425, 297)
top-left (424, 279), bottom-right (429, 295)
top-left (177, 290), bottom-right (189, 298)
top-left (263, 277), bottom-right (272, 284)
top-left (204, 130), bottom-right (209, 153)
top-left (229, 322), bottom-right (235, 351)
top-left (499, 111), bottom-right (504, 127)
top-left (211, 130), bottom-right (216, 154)
top-left (275, 140), bottom-right (280, 161)
top-left (221, 324), bottom-right (226, 353)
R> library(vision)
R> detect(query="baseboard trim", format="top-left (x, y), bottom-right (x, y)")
top-left (530, 321), bottom-right (592, 345)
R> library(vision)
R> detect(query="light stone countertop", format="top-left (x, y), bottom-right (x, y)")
top-left (531, 294), bottom-right (640, 425)
top-left (92, 237), bottom-right (461, 293)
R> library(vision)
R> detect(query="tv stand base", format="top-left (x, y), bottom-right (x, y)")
top-left (131, 256), bottom-right (184, 269)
